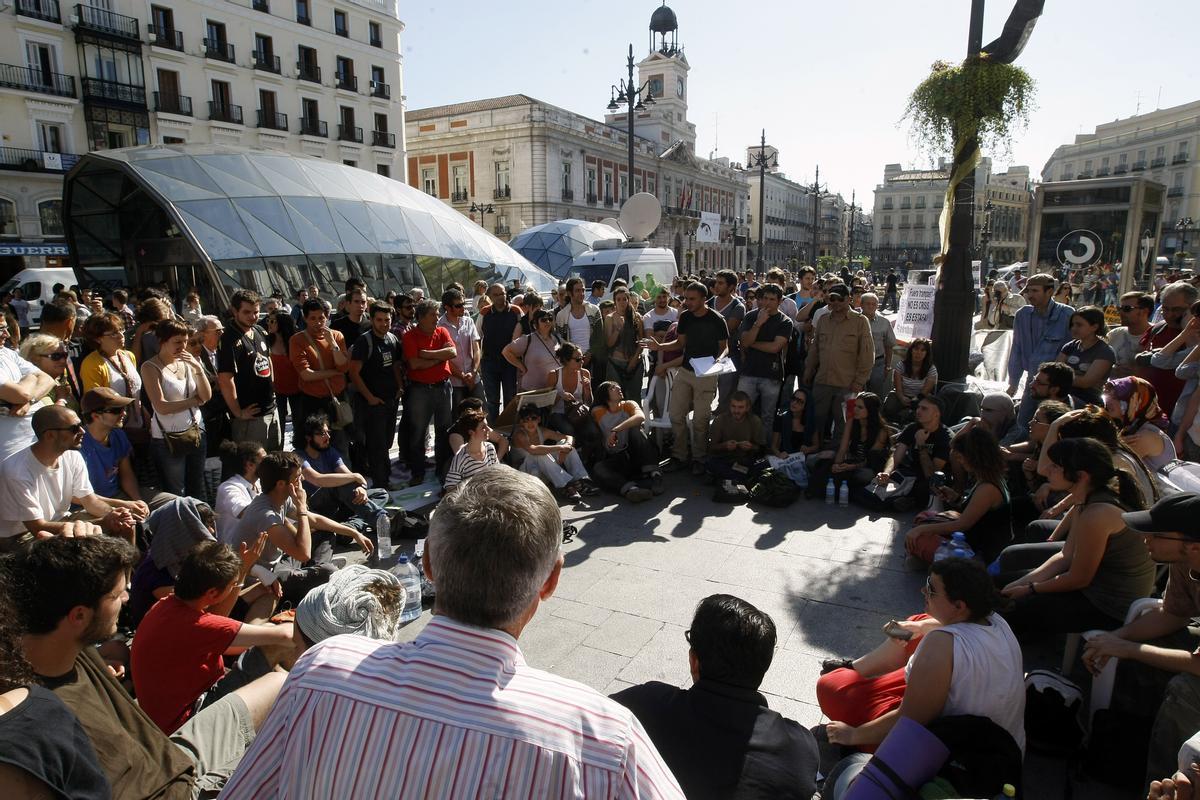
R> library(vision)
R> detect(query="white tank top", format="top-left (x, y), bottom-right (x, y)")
top-left (147, 359), bottom-right (203, 439)
top-left (906, 613), bottom-right (1026, 752)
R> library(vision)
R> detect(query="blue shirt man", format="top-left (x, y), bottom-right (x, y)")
top-left (1006, 273), bottom-right (1073, 438)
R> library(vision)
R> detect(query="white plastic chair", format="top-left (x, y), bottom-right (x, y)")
top-left (1068, 597), bottom-right (1164, 723)
top-left (642, 367), bottom-right (676, 450)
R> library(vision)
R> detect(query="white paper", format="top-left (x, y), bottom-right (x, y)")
top-left (690, 356), bottom-right (736, 376)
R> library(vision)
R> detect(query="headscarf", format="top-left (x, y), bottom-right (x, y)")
top-left (1103, 376), bottom-right (1168, 434)
top-left (147, 497), bottom-right (215, 578)
top-left (295, 565), bottom-right (407, 644)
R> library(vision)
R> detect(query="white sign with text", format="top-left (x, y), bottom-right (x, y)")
top-left (894, 284), bottom-right (936, 341)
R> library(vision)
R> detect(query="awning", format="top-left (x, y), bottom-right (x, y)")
top-left (0, 243), bottom-right (70, 256)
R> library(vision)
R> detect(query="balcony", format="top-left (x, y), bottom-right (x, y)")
top-left (881, 203), bottom-right (893, 210)
top-left (17, 0), bottom-right (61, 23)
top-left (1077, 171), bottom-right (1093, 179)
top-left (900, 202), bottom-right (911, 210)
top-left (252, 50), bottom-right (281, 74)
top-left (296, 62), bottom-right (321, 83)
top-left (561, 189), bottom-right (574, 202)
top-left (208, 101), bottom-right (242, 124)
top-left (256, 109), bottom-right (287, 130)
top-left (335, 73), bottom-right (357, 92)
top-left (296, 13), bottom-right (310, 25)
top-left (1132, 161), bottom-right (1147, 171)
top-left (494, 186), bottom-right (511, 200)
top-left (880, 223), bottom-right (893, 229)
top-left (299, 116), bottom-right (327, 137)
top-left (586, 192), bottom-right (597, 205)
top-left (252, 0), bottom-right (269, 11)
top-left (335, 24), bottom-right (348, 38)
top-left (1097, 167), bottom-right (1111, 176)
top-left (451, 190), bottom-right (468, 203)
top-left (602, 195), bottom-right (614, 207)
top-left (495, 225), bottom-right (510, 236)
top-left (1152, 157), bottom-right (1167, 168)
top-left (337, 124), bottom-right (362, 143)
top-left (74, 4), bottom-right (140, 40)
top-left (81, 78), bottom-right (144, 105)
top-left (203, 38), bottom-right (235, 63)
top-left (0, 64), bottom-right (76, 98)
top-left (1174, 153), bottom-right (1190, 165)
top-left (1168, 186), bottom-right (1185, 197)
top-left (369, 79), bottom-right (389, 99)
top-left (153, 91), bottom-right (192, 115)
top-left (371, 130), bottom-right (394, 148)
top-left (1113, 164), bottom-right (1128, 174)
top-left (147, 23), bottom-right (183, 51)
top-left (0, 146), bottom-right (80, 173)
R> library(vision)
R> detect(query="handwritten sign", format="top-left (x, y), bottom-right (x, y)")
top-left (893, 284), bottom-right (937, 341)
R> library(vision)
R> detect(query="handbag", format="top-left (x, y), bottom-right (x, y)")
top-left (148, 360), bottom-right (202, 455)
top-left (305, 331), bottom-right (354, 430)
top-left (562, 396), bottom-right (591, 426)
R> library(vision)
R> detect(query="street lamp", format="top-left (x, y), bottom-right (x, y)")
top-left (1176, 216), bottom-right (1193, 263)
top-left (469, 202), bottom-right (494, 229)
top-left (845, 191), bottom-right (857, 270)
top-left (747, 129), bottom-right (777, 270)
top-left (606, 43), bottom-right (655, 204)
top-left (978, 199), bottom-right (994, 273)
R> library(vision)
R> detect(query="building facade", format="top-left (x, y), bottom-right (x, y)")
top-left (744, 150), bottom-right (816, 267)
top-left (1, 0), bottom-right (406, 277)
top-left (1041, 99), bottom-right (1200, 258)
top-left (402, 7), bottom-right (749, 274)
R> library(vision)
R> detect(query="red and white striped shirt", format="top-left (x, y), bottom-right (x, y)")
top-left (220, 615), bottom-right (684, 799)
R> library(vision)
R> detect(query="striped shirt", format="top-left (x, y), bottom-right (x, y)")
top-left (220, 616), bottom-right (684, 799)
top-left (443, 442), bottom-right (500, 490)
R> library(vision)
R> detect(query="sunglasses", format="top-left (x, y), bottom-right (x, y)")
top-left (449, 303), bottom-right (465, 309)
top-left (44, 352), bottom-right (68, 361)
top-left (922, 576), bottom-right (939, 596)
top-left (46, 422), bottom-right (84, 433)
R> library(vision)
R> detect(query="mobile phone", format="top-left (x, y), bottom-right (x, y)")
top-left (928, 470), bottom-right (946, 489)
top-left (883, 620), bottom-right (914, 641)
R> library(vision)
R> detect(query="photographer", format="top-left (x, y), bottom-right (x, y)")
top-left (984, 281), bottom-right (1024, 330)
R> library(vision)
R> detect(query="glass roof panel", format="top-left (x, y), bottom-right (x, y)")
top-left (231, 197), bottom-right (304, 256)
top-left (281, 197), bottom-right (344, 254)
top-left (194, 155), bottom-right (274, 199)
top-left (327, 199), bottom-right (379, 253)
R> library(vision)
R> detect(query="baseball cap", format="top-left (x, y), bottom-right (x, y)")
top-left (82, 387), bottom-right (133, 416)
top-left (1024, 273), bottom-right (1056, 289)
top-left (1122, 494), bottom-right (1200, 539)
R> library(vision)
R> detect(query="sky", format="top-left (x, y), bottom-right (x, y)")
top-left (398, 0), bottom-right (1200, 210)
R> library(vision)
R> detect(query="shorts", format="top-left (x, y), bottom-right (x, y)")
top-left (170, 691), bottom-right (254, 799)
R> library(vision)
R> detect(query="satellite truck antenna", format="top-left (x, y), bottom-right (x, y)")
top-left (618, 192), bottom-right (662, 245)
top-left (600, 217), bottom-right (623, 235)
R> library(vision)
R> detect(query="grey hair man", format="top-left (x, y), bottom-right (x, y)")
top-left (222, 467), bottom-right (683, 798)
top-left (859, 292), bottom-right (896, 398)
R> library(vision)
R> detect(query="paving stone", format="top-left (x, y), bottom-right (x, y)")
top-left (583, 612), bottom-right (664, 658)
top-left (787, 601), bottom-right (896, 659)
top-left (762, 693), bottom-right (826, 729)
top-left (759, 647), bottom-right (825, 704)
top-left (552, 646), bottom-right (631, 690)
top-left (616, 623), bottom-right (692, 688)
top-left (543, 596), bottom-right (614, 628)
top-left (517, 614), bottom-right (595, 672)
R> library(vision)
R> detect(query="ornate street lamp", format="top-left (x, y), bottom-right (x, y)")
top-left (747, 129), bottom-right (777, 270)
top-left (606, 44), bottom-right (655, 203)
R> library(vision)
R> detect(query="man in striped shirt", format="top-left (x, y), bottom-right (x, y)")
top-left (222, 468), bottom-right (684, 799)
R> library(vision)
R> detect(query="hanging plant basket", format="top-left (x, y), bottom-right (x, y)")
top-left (902, 57), bottom-right (1036, 158)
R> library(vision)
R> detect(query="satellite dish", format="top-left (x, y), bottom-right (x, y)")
top-left (600, 217), bottom-right (623, 234)
top-left (618, 193), bottom-right (661, 241)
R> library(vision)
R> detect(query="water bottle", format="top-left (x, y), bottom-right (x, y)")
top-left (391, 555), bottom-right (422, 623)
top-left (993, 784), bottom-right (1016, 799)
top-left (932, 538), bottom-right (956, 562)
top-left (838, 481), bottom-right (850, 506)
top-left (375, 511), bottom-right (392, 560)
top-left (825, 478), bottom-right (836, 504)
top-left (949, 531), bottom-right (975, 560)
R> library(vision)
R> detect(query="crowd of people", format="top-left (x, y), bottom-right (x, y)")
top-left (0, 262), bottom-right (1197, 798)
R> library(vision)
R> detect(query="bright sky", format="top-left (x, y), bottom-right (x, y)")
top-left (399, 0), bottom-right (1200, 210)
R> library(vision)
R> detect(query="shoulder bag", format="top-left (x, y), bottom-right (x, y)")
top-left (147, 359), bottom-right (202, 455)
top-left (305, 331), bottom-right (354, 430)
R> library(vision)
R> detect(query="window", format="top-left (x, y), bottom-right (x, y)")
top-left (211, 79), bottom-right (231, 107)
top-left (603, 171), bottom-right (612, 200)
top-left (452, 164), bottom-right (467, 195)
top-left (335, 56), bottom-right (354, 89)
top-left (295, 0), bottom-right (310, 25)
top-left (1179, 141), bottom-right (1190, 156)
top-left (494, 160), bottom-right (510, 192)
top-left (373, 112), bottom-right (387, 133)
top-left (163, 136), bottom-right (185, 144)
top-left (343, 159), bottom-right (356, 167)
top-left (0, 199), bottom-right (16, 237)
top-left (619, 175), bottom-right (628, 202)
top-left (1174, 172), bottom-right (1184, 188)
top-left (254, 33), bottom-right (273, 60)
top-left (334, 10), bottom-right (348, 37)
top-left (38, 122), bottom-right (64, 153)
top-left (586, 167), bottom-right (597, 198)
top-left (1101, 156), bottom-right (1109, 168)
top-left (376, 164), bottom-right (390, 177)
top-left (369, 20), bottom-right (381, 47)
top-left (561, 161), bottom-right (571, 193)
top-left (647, 176), bottom-right (655, 196)
top-left (421, 167), bottom-right (436, 196)
top-left (39, 199), bottom-right (63, 237)
top-left (1156, 145), bottom-right (1166, 159)
top-left (206, 20), bottom-right (226, 44)
top-left (1119, 152), bottom-right (1128, 164)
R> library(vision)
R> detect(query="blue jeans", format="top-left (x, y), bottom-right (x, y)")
top-left (151, 432), bottom-right (208, 498)
top-left (405, 380), bottom-right (452, 481)
top-left (480, 357), bottom-right (517, 421)
top-left (308, 482), bottom-right (389, 532)
top-left (737, 374), bottom-right (782, 426)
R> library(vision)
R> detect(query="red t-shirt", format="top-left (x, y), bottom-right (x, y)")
top-left (130, 595), bottom-right (241, 733)
top-left (1138, 323), bottom-right (1187, 416)
top-left (402, 325), bottom-right (454, 384)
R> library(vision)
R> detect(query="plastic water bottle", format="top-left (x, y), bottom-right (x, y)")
top-left (932, 538), bottom-right (956, 562)
top-left (375, 511), bottom-right (392, 560)
top-left (838, 481), bottom-right (850, 506)
top-left (392, 555), bottom-right (422, 623)
top-left (825, 478), bottom-right (836, 504)
top-left (948, 531), bottom-right (975, 560)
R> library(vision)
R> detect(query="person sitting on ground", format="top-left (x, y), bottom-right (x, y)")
top-left (1103, 376), bottom-right (1178, 472)
top-left (904, 426), bottom-right (1013, 565)
top-left (79, 387), bottom-right (154, 509)
top-left (612, 594), bottom-right (819, 800)
top-left (442, 409), bottom-right (502, 494)
top-left (215, 440), bottom-right (264, 544)
top-left (292, 564), bottom-right (407, 653)
top-left (226, 451), bottom-right (366, 606)
top-left (0, 570), bottom-right (110, 799)
top-left (0, 405), bottom-right (146, 550)
top-left (5, 536), bottom-right (287, 797)
top-left (873, 395), bottom-right (952, 511)
top-left (1004, 399), bottom-right (1071, 530)
top-left (590, 380), bottom-right (663, 502)
top-left (221, 467), bottom-right (684, 800)
top-left (816, 558), bottom-right (1024, 786)
top-left (772, 386), bottom-right (819, 459)
top-left (546, 341), bottom-right (599, 445)
top-left (1057, 305), bottom-right (1116, 407)
top-left (884, 338), bottom-right (937, 422)
top-left (131, 540), bottom-right (296, 734)
top-left (807, 391), bottom-right (891, 500)
top-left (511, 404), bottom-right (597, 502)
top-left (704, 390), bottom-right (766, 482)
top-left (446, 396), bottom-right (510, 459)
top-left (297, 413), bottom-right (389, 546)
top-left (996, 437), bottom-right (1155, 637)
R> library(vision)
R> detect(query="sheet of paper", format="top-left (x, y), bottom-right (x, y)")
top-left (689, 356), bottom-right (736, 376)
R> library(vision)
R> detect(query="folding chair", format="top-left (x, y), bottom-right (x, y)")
top-left (642, 367), bottom-right (675, 450)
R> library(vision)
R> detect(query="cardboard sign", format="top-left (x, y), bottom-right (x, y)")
top-left (1104, 304), bottom-right (1121, 327)
top-left (894, 284), bottom-right (937, 341)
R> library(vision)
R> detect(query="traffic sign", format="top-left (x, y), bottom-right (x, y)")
top-left (1057, 229), bottom-right (1104, 268)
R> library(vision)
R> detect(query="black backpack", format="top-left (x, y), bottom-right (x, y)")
top-left (1023, 669), bottom-right (1085, 757)
top-left (749, 469), bottom-right (800, 507)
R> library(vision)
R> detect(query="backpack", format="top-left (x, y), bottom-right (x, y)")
top-left (927, 715), bottom-right (1024, 799)
top-left (713, 479), bottom-right (751, 504)
top-left (357, 330), bottom-right (398, 363)
top-left (1023, 669), bottom-right (1085, 757)
top-left (749, 469), bottom-right (801, 507)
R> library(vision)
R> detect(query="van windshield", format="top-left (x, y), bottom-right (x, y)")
top-left (568, 264), bottom-right (612, 285)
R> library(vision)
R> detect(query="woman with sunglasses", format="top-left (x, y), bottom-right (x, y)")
top-left (502, 309), bottom-right (561, 392)
top-left (19, 334), bottom-right (77, 413)
top-left (817, 558), bottom-right (1024, 762)
top-left (996, 437), bottom-right (1155, 637)
top-left (772, 386), bottom-right (817, 459)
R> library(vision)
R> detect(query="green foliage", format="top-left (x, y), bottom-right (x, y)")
top-left (817, 255), bottom-right (838, 271)
top-left (902, 57), bottom-right (1036, 158)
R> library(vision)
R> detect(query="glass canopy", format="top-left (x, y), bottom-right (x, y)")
top-left (63, 144), bottom-right (557, 305)
top-left (508, 219), bottom-right (625, 278)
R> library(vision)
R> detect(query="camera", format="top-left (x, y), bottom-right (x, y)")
top-left (928, 471), bottom-right (947, 489)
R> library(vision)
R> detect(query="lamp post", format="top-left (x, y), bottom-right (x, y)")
top-left (747, 129), bottom-right (778, 270)
top-left (606, 43), bottom-right (655, 204)
top-left (845, 191), bottom-right (857, 269)
top-left (469, 201), bottom-right (494, 230)
top-left (978, 198), bottom-right (994, 274)
top-left (809, 166), bottom-right (827, 265)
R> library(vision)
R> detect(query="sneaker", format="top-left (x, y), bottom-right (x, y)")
top-left (559, 484), bottom-right (582, 502)
top-left (624, 486), bottom-right (654, 503)
top-left (660, 457), bottom-right (685, 473)
top-left (580, 479), bottom-right (602, 497)
top-left (649, 471), bottom-right (665, 495)
top-left (820, 657), bottom-right (854, 675)
top-left (690, 460), bottom-right (706, 476)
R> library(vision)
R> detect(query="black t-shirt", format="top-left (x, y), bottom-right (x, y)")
top-left (677, 308), bottom-right (728, 368)
top-left (216, 324), bottom-right (274, 414)
top-left (480, 306), bottom-right (520, 359)
top-left (738, 309), bottom-right (794, 378)
top-left (350, 331), bottom-right (400, 399)
top-left (331, 314), bottom-right (369, 346)
top-left (897, 422), bottom-right (952, 476)
top-left (0, 684), bottom-right (110, 800)
top-left (886, 274), bottom-right (899, 291)
top-left (707, 296), bottom-right (745, 358)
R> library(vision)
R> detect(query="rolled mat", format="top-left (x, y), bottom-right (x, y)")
top-left (844, 716), bottom-right (950, 800)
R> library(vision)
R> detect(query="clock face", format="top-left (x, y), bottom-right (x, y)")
top-left (675, 77), bottom-right (684, 98)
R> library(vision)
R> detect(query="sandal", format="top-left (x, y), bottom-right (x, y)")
top-left (561, 524), bottom-right (578, 543)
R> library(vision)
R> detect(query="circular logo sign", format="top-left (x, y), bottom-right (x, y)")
top-left (1056, 229), bottom-right (1104, 268)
